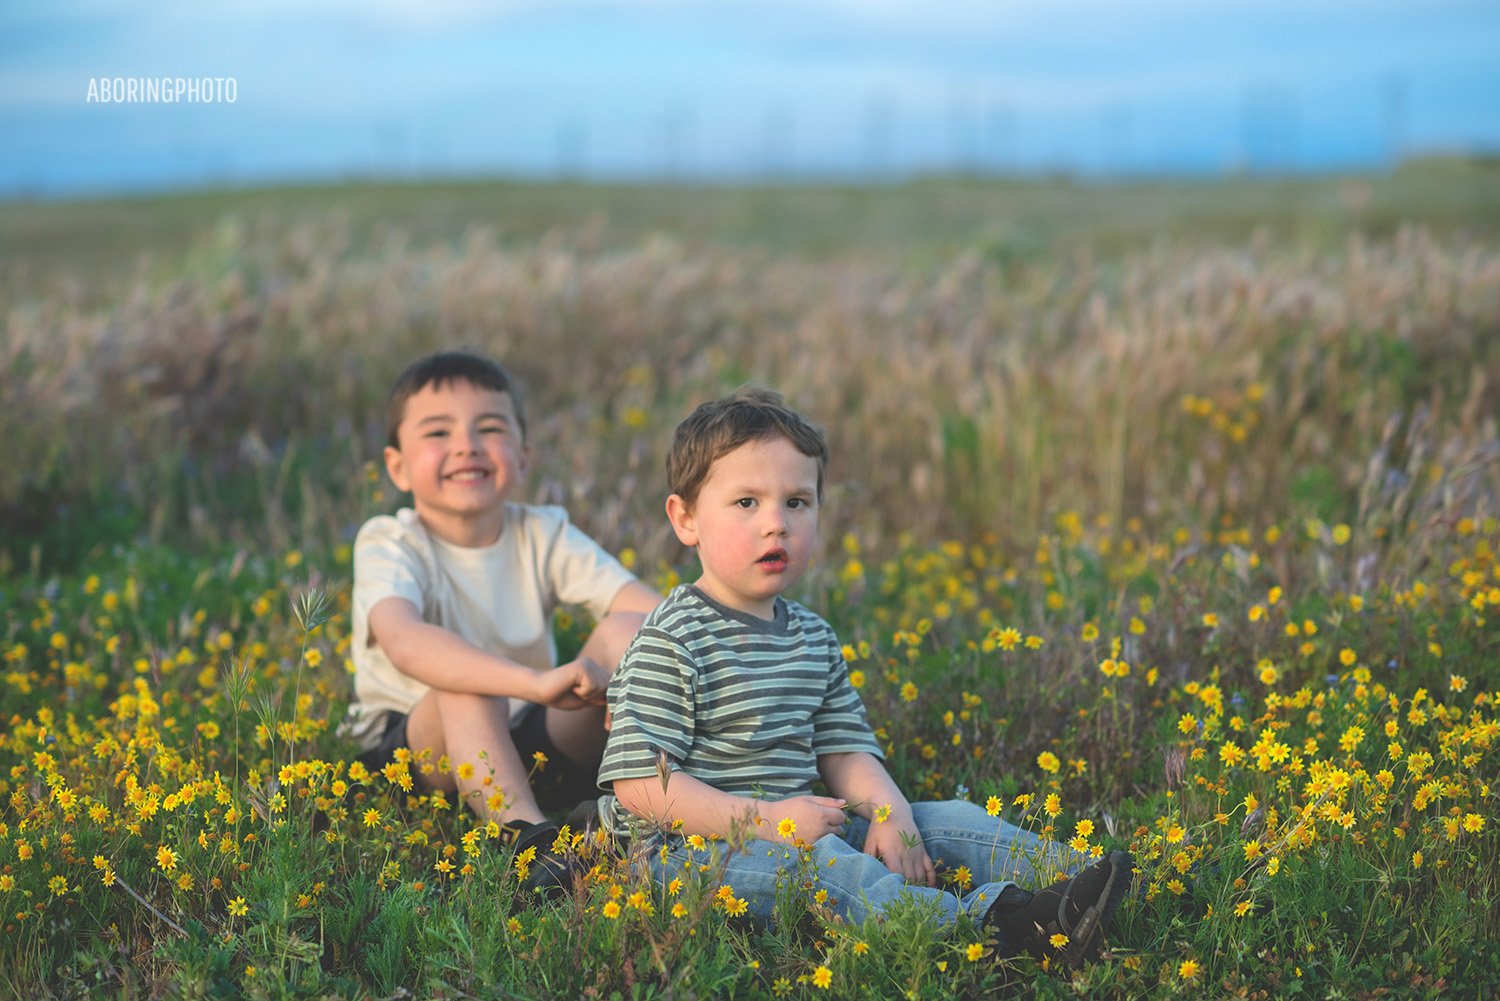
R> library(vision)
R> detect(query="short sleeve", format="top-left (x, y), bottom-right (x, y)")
top-left (597, 625), bottom-right (697, 789)
top-left (535, 507), bottom-right (638, 619)
top-left (353, 515), bottom-right (429, 620)
top-left (348, 513), bottom-right (437, 737)
top-left (809, 621), bottom-right (883, 758)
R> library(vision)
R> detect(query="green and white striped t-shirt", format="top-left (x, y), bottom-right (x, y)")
top-left (597, 584), bottom-right (882, 841)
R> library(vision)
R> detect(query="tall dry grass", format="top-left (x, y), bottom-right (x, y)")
top-left (3, 217), bottom-right (1497, 576)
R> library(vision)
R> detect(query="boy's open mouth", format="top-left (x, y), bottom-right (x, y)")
top-left (756, 548), bottom-right (789, 570)
top-left (446, 467), bottom-right (491, 482)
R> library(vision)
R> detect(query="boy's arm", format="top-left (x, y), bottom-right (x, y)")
top-left (612, 771), bottom-right (847, 844)
top-left (368, 596), bottom-right (604, 707)
top-left (606, 581), bottom-right (662, 616)
top-left (819, 751), bottom-right (936, 886)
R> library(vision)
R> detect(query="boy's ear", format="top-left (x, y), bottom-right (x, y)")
top-left (664, 494), bottom-right (698, 548)
top-left (383, 445), bottom-right (411, 493)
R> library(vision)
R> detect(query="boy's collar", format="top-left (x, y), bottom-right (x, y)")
top-left (684, 584), bottom-right (789, 632)
top-left (401, 503), bottom-right (511, 550)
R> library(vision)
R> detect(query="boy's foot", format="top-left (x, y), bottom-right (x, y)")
top-left (985, 850), bottom-right (1134, 968)
top-left (499, 821), bottom-right (576, 900)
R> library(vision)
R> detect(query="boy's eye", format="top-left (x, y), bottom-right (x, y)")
top-left (787, 498), bottom-right (808, 509)
top-left (735, 498), bottom-right (756, 509)
top-left (479, 424), bottom-right (507, 435)
top-left (424, 429), bottom-right (449, 439)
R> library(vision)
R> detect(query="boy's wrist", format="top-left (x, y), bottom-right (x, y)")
top-left (523, 666), bottom-right (547, 703)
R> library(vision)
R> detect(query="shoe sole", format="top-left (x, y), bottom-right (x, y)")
top-left (1061, 850), bottom-right (1132, 967)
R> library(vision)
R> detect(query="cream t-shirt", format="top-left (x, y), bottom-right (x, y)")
top-left (346, 503), bottom-right (638, 748)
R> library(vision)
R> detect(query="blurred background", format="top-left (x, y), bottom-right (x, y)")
top-left (3, 1), bottom-right (1499, 577)
top-left (4, 0), bottom-right (1499, 196)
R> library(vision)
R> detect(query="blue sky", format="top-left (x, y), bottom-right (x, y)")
top-left (3, 0), bottom-right (1499, 197)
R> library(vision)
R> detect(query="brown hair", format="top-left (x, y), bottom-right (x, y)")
top-left (385, 350), bottom-right (527, 448)
top-left (667, 386), bottom-right (828, 506)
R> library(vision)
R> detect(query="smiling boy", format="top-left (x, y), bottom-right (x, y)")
top-left (596, 387), bottom-right (1131, 967)
top-left (345, 350), bottom-right (659, 848)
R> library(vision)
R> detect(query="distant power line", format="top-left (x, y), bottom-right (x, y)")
top-left (318, 69), bottom-right (1445, 188)
top-left (660, 102), bottom-right (695, 178)
top-left (863, 95), bottom-right (895, 179)
top-left (985, 102), bottom-right (1016, 174)
top-left (1383, 71), bottom-right (1407, 168)
top-left (1240, 85), bottom-right (1300, 175)
top-left (762, 104), bottom-right (794, 178)
top-left (946, 84), bottom-right (980, 172)
top-left (556, 116), bottom-right (587, 179)
top-left (1099, 105), bottom-right (1132, 176)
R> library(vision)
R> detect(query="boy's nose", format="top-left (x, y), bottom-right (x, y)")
top-left (761, 509), bottom-right (788, 535)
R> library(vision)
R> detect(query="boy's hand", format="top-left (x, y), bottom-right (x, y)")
top-left (569, 656), bottom-right (609, 702)
top-left (530, 658), bottom-right (608, 709)
top-left (862, 809), bottom-right (936, 886)
top-left (759, 795), bottom-right (848, 844)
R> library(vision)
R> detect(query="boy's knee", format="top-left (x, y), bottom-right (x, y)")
top-left (433, 690), bottom-right (511, 725)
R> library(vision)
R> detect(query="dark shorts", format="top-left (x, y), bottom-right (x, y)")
top-left (356, 707), bottom-right (600, 814)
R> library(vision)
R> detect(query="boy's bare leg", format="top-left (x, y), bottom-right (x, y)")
top-left (406, 689), bottom-right (547, 824)
top-left (545, 611), bottom-right (648, 767)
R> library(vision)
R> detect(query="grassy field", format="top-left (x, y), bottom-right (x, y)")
top-left (6, 157), bottom-right (1500, 287)
top-left (1, 167), bottom-right (1498, 998)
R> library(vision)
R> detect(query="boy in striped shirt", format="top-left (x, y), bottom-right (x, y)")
top-left (597, 387), bottom-right (1132, 967)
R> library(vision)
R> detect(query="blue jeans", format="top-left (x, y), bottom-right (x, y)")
top-left (647, 799), bottom-right (1087, 926)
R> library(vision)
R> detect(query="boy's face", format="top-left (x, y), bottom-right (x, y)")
top-left (384, 380), bottom-right (529, 546)
top-left (666, 435), bottom-right (819, 620)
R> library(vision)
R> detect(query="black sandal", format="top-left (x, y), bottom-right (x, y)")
top-left (986, 849), bottom-right (1133, 967)
top-left (1037, 850), bottom-right (1133, 967)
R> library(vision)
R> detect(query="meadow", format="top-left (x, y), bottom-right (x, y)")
top-left (2, 164), bottom-right (1498, 998)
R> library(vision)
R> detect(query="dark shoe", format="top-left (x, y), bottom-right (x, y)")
top-left (984, 884), bottom-right (1042, 960)
top-left (560, 797), bottom-right (603, 839)
top-left (987, 850), bottom-right (1133, 968)
top-left (500, 821), bottom-right (576, 899)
